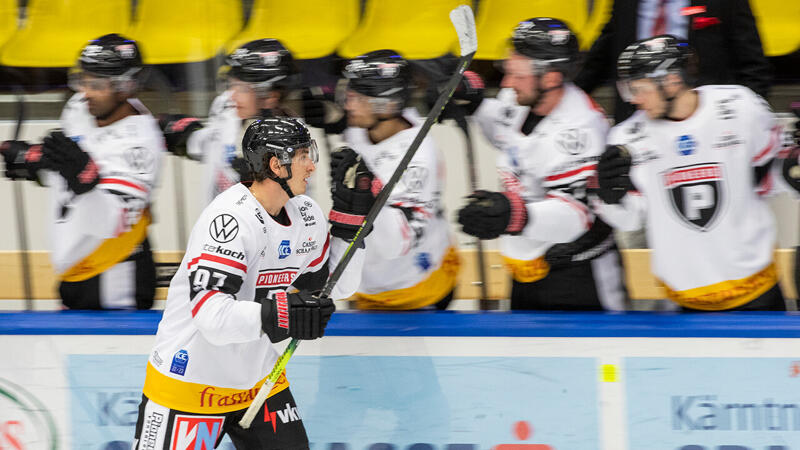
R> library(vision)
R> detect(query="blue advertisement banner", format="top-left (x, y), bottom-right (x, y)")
top-left (67, 355), bottom-right (598, 449)
top-left (626, 357), bottom-right (800, 450)
top-left (289, 356), bottom-right (598, 449)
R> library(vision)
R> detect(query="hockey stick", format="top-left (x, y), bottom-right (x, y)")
top-left (8, 77), bottom-right (34, 310)
top-left (238, 4), bottom-right (477, 429)
top-left (451, 108), bottom-right (491, 308)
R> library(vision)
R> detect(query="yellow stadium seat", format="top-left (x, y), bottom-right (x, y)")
top-left (0, 0), bottom-right (130, 67)
top-left (129, 0), bottom-right (242, 64)
top-left (0, 0), bottom-right (18, 50)
top-left (750, 0), bottom-right (800, 56)
top-left (228, 0), bottom-right (359, 59)
top-left (471, 0), bottom-right (588, 60)
top-left (338, 0), bottom-right (470, 59)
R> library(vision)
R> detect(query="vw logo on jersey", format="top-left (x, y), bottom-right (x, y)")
top-left (662, 163), bottom-right (724, 231)
top-left (278, 240), bottom-right (291, 259)
top-left (676, 134), bottom-right (696, 156)
top-left (209, 214), bottom-right (239, 243)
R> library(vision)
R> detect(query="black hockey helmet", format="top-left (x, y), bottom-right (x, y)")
top-left (242, 117), bottom-right (318, 196)
top-left (617, 35), bottom-right (690, 82)
top-left (616, 35), bottom-right (692, 103)
top-left (77, 33), bottom-right (143, 77)
top-left (223, 39), bottom-right (299, 90)
top-left (342, 49), bottom-right (412, 110)
top-left (510, 17), bottom-right (578, 75)
top-left (70, 34), bottom-right (144, 93)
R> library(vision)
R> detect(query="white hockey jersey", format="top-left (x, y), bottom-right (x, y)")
top-left (474, 84), bottom-right (615, 283)
top-left (342, 108), bottom-right (459, 309)
top-left (53, 94), bottom-right (164, 295)
top-left (594, 85), bottom-right (784, 310)
top-left (143, 183), bottom-right (361, 413)
top-left (186, 90), bottom-right (244, 205)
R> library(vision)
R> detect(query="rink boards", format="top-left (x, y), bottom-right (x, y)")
top-left (2, 311), bottom-right (800, 449)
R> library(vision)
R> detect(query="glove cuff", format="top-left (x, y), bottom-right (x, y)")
top-left (503, 191), bottom-right (528, 234)
top-left (329, 210), bottom-right (365, 227)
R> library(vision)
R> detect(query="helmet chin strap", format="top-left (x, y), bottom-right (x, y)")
top-left (525, 73), bottom-right (562, 111)
top-left (275, 166), bottom-right (295, 199)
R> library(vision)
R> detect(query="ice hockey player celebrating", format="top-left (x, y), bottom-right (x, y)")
top-left (331, 49), bottom-right (460, 310)
top-left (593, 35), bottom-right (786, 311)
top-left (0, 34), bottom-right (163, 309)
top-left (456, 18), bottom-right (626, 310)
top-left (159, 38), bottom-right (300, 204)
top-left (134, 117), bottom-right (364, 448)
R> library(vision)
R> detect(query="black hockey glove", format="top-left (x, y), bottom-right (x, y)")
top-left (329, 147), bottom-right (375, 242)
top-left (0, 140), bottom-right (48, 181)
top-left (230, 157), bottom-right (253, 184)
top-left (158, 114), bottom-right (203, 157)
top-left (595, 145), bottom-right (634, 205)
top-left (428, 70), bottom-right (485, 122)
top-left (302, 86), bottom-right (346, 135)
top-left (42, 131), bottom-right (99, 195)
top-left (457, 190), bottom-right (528, 240)
top-left (260, 290), bottom-right (336, 343)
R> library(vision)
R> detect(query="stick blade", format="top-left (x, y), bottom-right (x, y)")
top-left (450, 5), bottom-right (477, 56)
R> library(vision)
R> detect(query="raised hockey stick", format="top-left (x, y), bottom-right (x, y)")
top-left (238, 4), bottom-right (478, 429)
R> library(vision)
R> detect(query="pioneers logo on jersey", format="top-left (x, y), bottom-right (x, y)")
top-left (278, 240), bottom-right (292, 259)
top-left (257, 268), bottom-right (298, 287)
top-left (662, 163), bottom-right (725, 231)
top-left (170, 415), bottom-right (224, 450)
top-left (209, 214), bottom-right (239, 243)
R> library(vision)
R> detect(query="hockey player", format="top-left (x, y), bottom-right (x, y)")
top-left (330, 50), bottom-right (460, 310)
top-left (593, 35), bottom-right (785, 311)
top-left (159, 38), bottom-right (300, 204)
top-left (134, 117), bottom-right (365, 448)
top-left (456, 18), bottom-right (627, 310)
top-left (0, 34), bottom-right (163, 309)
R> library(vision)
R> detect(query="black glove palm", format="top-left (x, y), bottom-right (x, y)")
top-left (596, 145), bottom-right (634, 205)
top-left (158, 114), bottom-right (203, 157)
top-left (457, 190), bottom-right (527, 240)
top-left (302, 87), bottom-right (346, 135)
top-left (329, 147), bottom-right (376, 241)
top-left (260, 290), bottom-right (336, 342)
top-left (42, 131), bottom-right (99, 195)
top-left (0, 140), bottom-right (47, 181)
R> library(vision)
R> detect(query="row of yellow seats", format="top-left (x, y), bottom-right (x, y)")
top-left (0, 0), bottom-right (607, 67)
top-left (0, 0), bottom-right (797, 68)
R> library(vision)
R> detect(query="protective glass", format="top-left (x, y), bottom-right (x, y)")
top-left (68, 70), bottom-right (114, 92)
top-left (68, 67), bottom-right (140, 94)
top-left (617, 77), bottom-right (656, 103)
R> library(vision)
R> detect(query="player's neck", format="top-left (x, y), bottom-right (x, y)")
top-left (95, 101), bottom-right (137, 127)
top-left (249, 180), bottom-right (288, 216)
top-left (367, 117), bottom-right (411, 144)
top-left (532, 87), bottom-right (565, 116)
top-left (665, 89), bottom-right (699, 121)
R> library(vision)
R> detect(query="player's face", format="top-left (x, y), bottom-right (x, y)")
top-left (627, 78), bottom-right (665, 119)
top-left (286, 147), bottom-right (317, 195)
top-left (77, 74), bottom-right (121, 119)
top-left (229, 78), bottom-right (261, 119)
top-left (344, 90), bottom-right (377, 128)
top-left (500, 53), bottom-right (539, 106)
